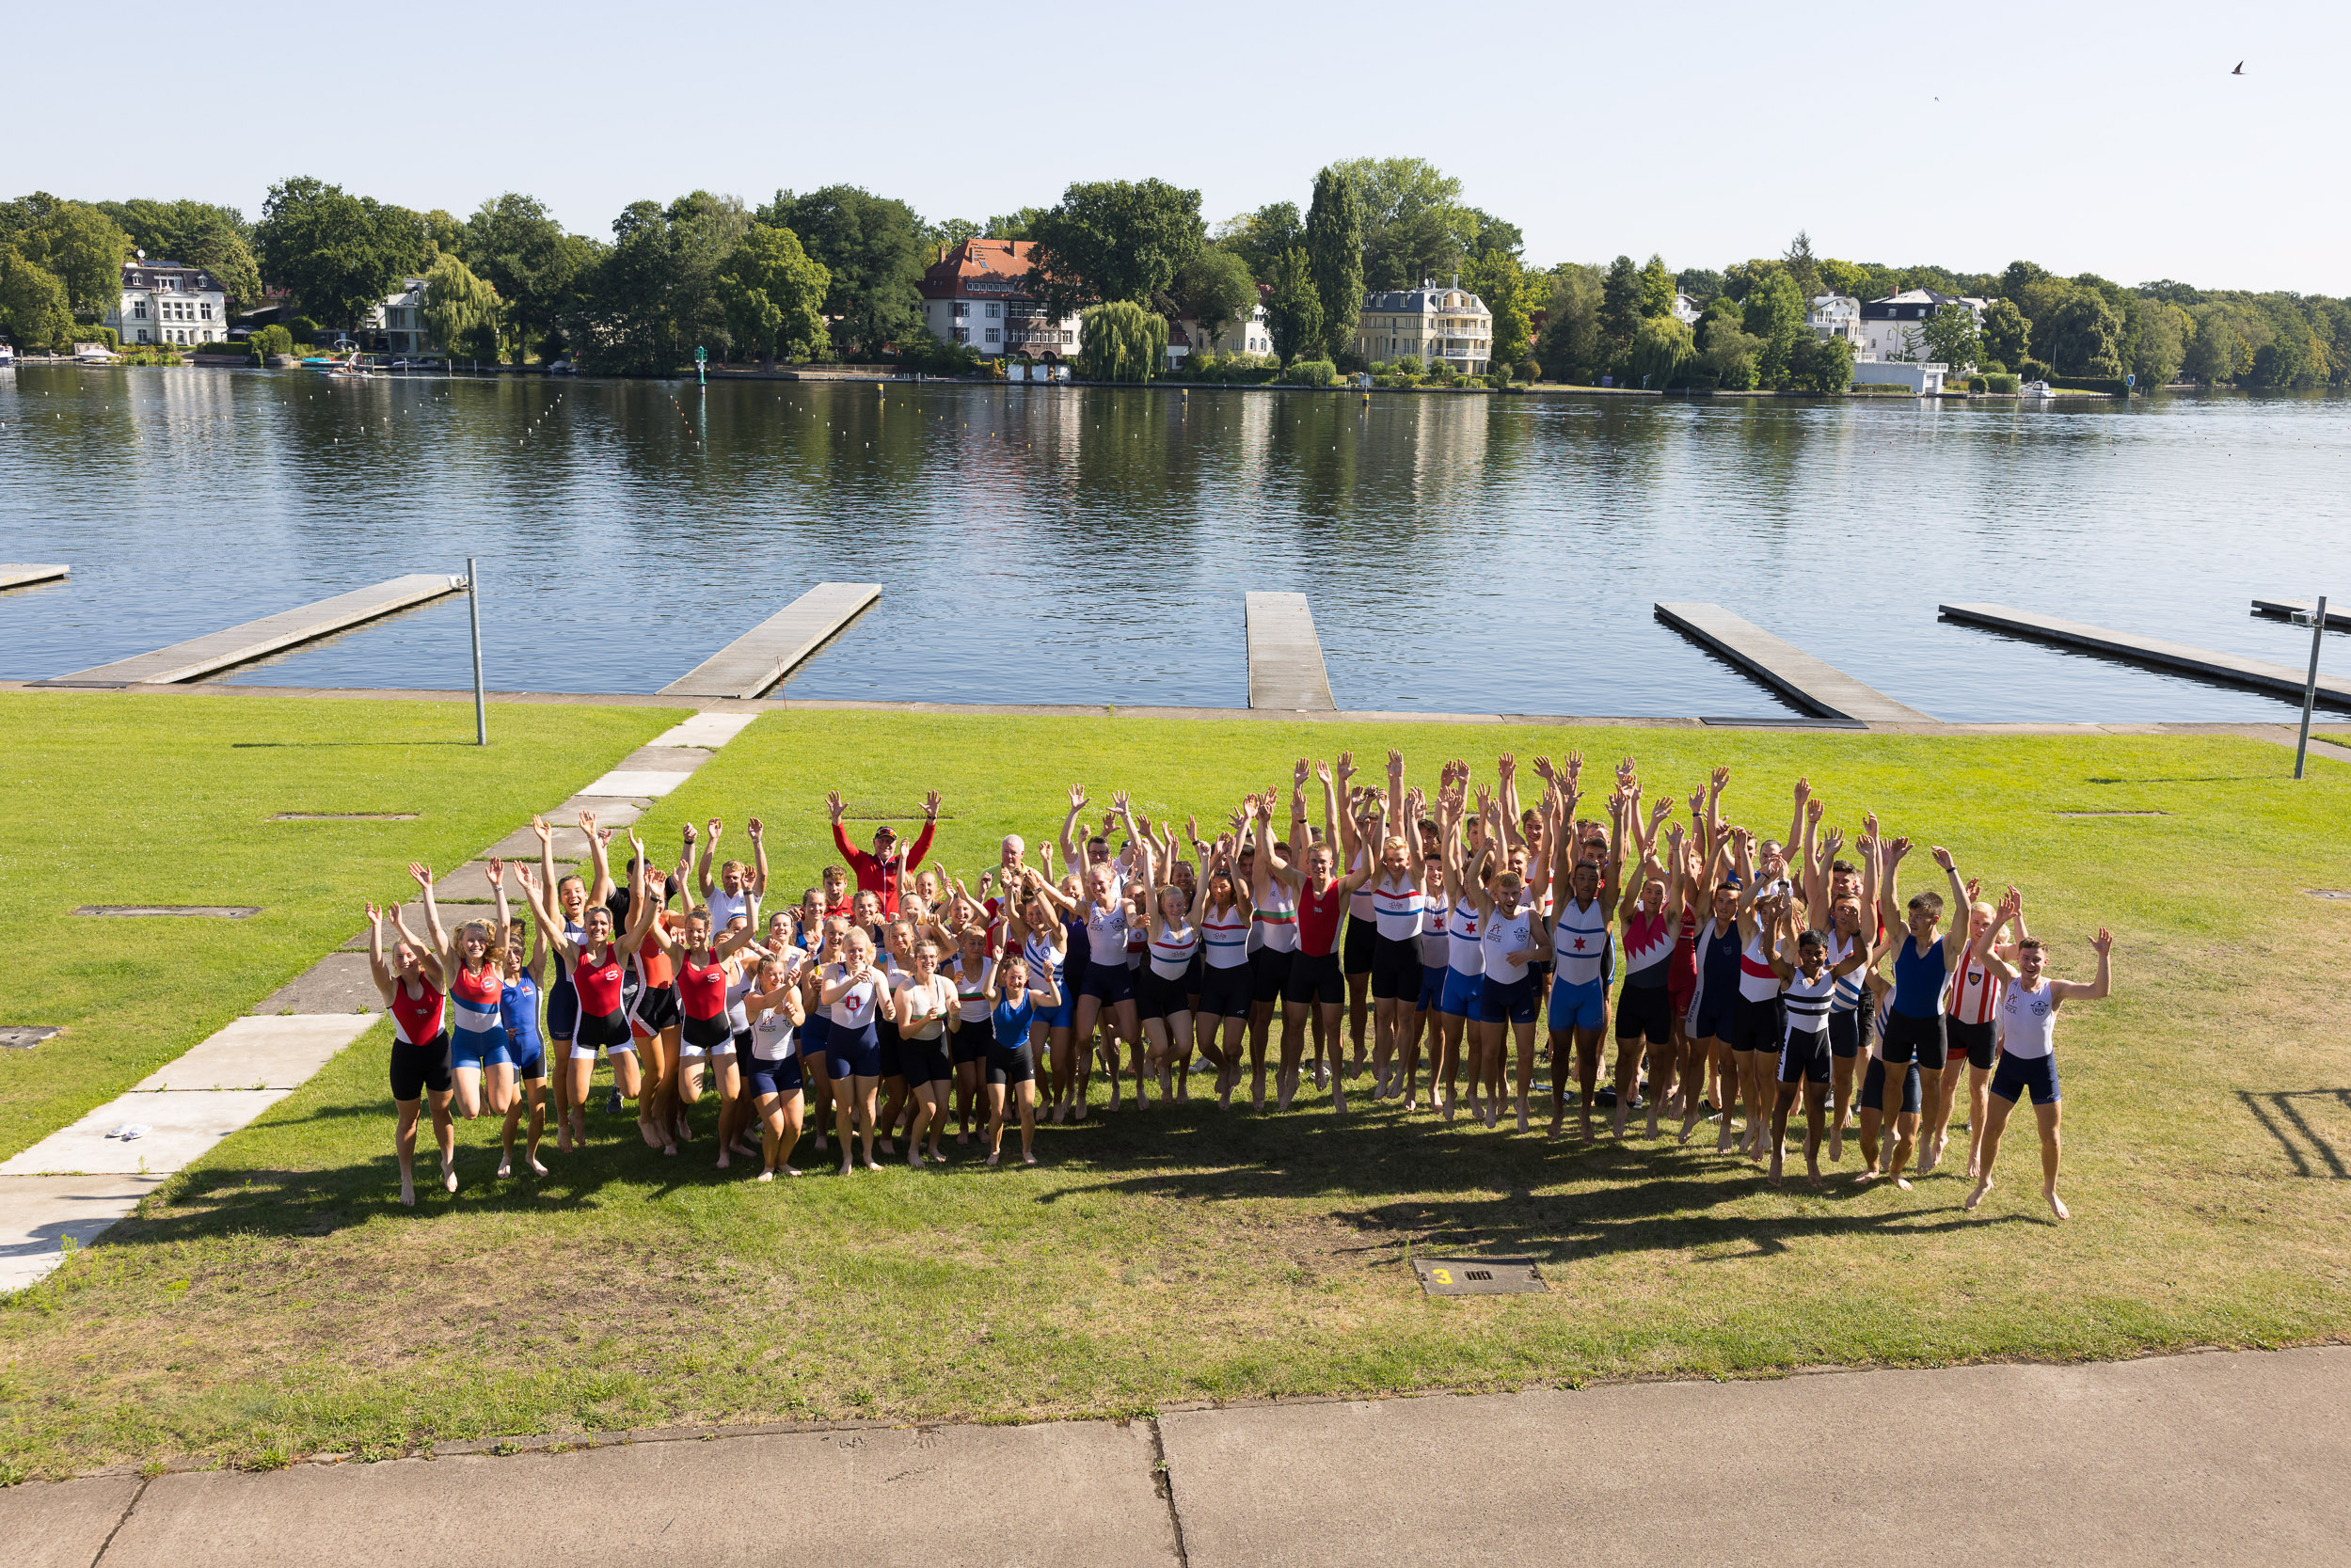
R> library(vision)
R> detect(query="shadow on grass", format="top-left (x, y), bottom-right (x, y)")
top-left (2236, 1088), bottom-right (2351, 1178)
top-left (88, 1081), bottom-right (2032, 1259)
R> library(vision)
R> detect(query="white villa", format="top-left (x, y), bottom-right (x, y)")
top-left (1355, 277), bottom-right (1494, 374)
top-left (1857, 288), bottom-right (1987, 363)
top-left (363, 277), bottom-right (434, 355)
top-left (106, 256), bottom-right (228, 346)
top-left (917, 238), bottom-right (1086, 361)
top-left (1807, 294), bottom-right (1862, 344)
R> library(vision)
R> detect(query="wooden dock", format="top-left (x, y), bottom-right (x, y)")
top-left (1654, 603), bottom-right (1932, 724)
top-left (48, 574), bottom-right (466, 686)
top-left (0, 563), bottom-right (71, 591)
top-left (2251, 597), bottom-right (2351, 631)
top-left (658, 582), bottom-right (880, 700)
top-left (1940, 602), bottom-right (2351, 707)
top-left (1246, 592), bottom-right (1337, 711)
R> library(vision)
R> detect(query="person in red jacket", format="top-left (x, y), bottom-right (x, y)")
top-left (827, 789), bottom-right (939, 917)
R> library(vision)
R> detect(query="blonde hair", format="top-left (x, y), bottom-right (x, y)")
top-left (456, 918), bottom-right (499, 967)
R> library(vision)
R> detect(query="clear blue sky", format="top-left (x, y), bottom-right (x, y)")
top-left (16, 0), bottom-right (2342, 293)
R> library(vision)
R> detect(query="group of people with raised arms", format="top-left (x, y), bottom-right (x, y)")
top-left (362, 751), bottom-right (2115, 1220)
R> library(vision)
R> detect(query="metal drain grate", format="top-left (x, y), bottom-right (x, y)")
top-left (0, 1026), bottom-right (60, 1050)
top-left (74, 905), bottom-right (262, 918)
top-left (1413, 1258), bottom-right (1548, 1296)
top-left (272, 812), bottom-right (419, 821)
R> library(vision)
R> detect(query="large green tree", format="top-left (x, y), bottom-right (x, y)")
top-left (2040, 291), bottom-right (2123, 375)
top-left (1214, 202), bottom-right (1299, 284)
top-left (421, 255), bottom-right (502, 359)
top-left (0, 194), bottom-right (131, 318)
top-left (459, 194), bottom-right (591, 364)
top-left (1781, 231), bottom-right (1824, 301)
top-left (2127, 296), bottom-right (2188, 388)
top-left (1025, 179), bottom-right (1204, 315)
top-left (1921, 302), bottom-right (1982, 370)
top-left (1305, 166), bottom-right (1363, 362)
top-left (1169, 245), bottom-right (1257, 345)
top-left (1076, 301), bottom-right (1166, 382)
top-left (1789, 334), bottom-right (1855, 393)
top-left (95, 198), bottom-right (262, 309)
top-left (254, 177), bottom-right (428, 329)
top-left (757, 186), bottom-right (928, 357)
top-left (1597, 255), bottom-right (1643, 368)
top-left (1264, 246), bottom-right (1324, 364)
top-left (1980, 297), bottom-right (2030, 368)
top-left (1637, 254), bottom-right (1675, 319)
top-left (564, 193), bottom-right (744, 373)
top-left (0, 245), bottom-right (74, 346)
top-left (1536, 262), bottom-right (1602, 382)
top-left (1330, 157), bottom-right (1474, 292)
top-left (1742, 270), bottom-right (1807, 386)
top-left (1626, 315), bottom-right (1693, 388)
top-left (716, 223), bottom-right (830, 368)
top-left (1465, 248), bottom-right (1532, 375)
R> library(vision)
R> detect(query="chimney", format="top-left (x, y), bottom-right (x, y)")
top-left (1451, 273), bottom-right (1458, 289)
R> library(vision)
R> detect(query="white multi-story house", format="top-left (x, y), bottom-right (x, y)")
top-left (1807, 294), bottom-right (1861, 344)
top-left (106, 256), bottom-right (228, 346)
top-left (1168, 290), bottom-right (1275, 367)
top-left (364, 277), bottom-right (434, 355)
top-left (1355, 277), bottom-right (1493, 374)
top-left (1858, 288), bottom-right (1987, 364)
top-left (917, 238), bottom-right (1086, 361)
top-left (1672, 292), bottom-right (1704, 326)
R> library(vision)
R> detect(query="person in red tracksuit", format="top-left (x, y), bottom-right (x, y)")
top-left (826, 789), bottom-right (940, 918)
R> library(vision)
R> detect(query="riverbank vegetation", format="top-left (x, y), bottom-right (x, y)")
top-left (5, 708), bottom-right (2348, 1479)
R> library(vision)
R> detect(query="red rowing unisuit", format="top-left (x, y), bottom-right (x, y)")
top-left (678, 954), bottom-right (729, 1022)
top-left (575, 945), bottom-right (625, 1015)
top-left (1297, 879), bottom-right (1346, 957)
top-left (389, 975), bottom-right (444, 1043)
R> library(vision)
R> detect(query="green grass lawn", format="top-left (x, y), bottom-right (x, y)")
top-left (0, 693), bottom-right (685, 1161)
top-left (5, 711), bottom-right (2350, 1479)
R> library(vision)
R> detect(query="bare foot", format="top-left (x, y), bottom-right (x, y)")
top-left (1829, 1125), bottom-right (1845, 1163)
top-left (986, 1148), bottom-right (1001, 1167)
top-left (756, 1169), bottom-right (774, 1182)
top-left (441, 1164), bottom-right (458, 1194)
top-left (496, 1156), bottom-right (514, 1179)
top-left (2046, 1188), bottom-right (2069, 1221)
top-left (862, 1157), bottom-right (882, 1172)
top-left (782, 1164), bottom-right (801, 1177)
top-left (399, 1178), bottom-right (416, 1207)
top-left (1856, 1166), bottom-right (1881, 1182)
top-left (1894, 1175), bottom-right (1913, 1191)
top-left (838, 1161), bottom-right (854, 1177)
top-left (1919, 1137), bottom-right (1943, 1177)
top-left (907, 1148), bottom-right (923, 1169)
top-left (715, 1149), bottom-right (732, 1170)
top-left (529, 1155), bottom-right (548, 1176)
top-left (1768, 1149), bottom-right (1784, 1187)
top-left (878, 1138), bottom-right (896, 1156)
top-left (1965, 1176), bottom-right (1993, 1211)
top-left (1805, 1158), bottom-right (1821, 1189)
top-left (1022, 1151), bottom-right (1037, 1165)
top-left (1072, 1101), bottom-right (1088, 1121)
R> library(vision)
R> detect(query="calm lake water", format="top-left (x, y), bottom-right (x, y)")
top-left (1, 364), bottom-right (2344, 722)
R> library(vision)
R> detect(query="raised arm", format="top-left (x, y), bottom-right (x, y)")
top-left (695, 818), bottom-right (719, 899)
top-left (746, 816), bottom-right (770, 896)
top-left (580, 810), bottom-right (614, 907)
top-left (906, 791), bottom-right (940, 871)
top-left (1496, 752), bottom-right (1523, 852)
top-left (1879, 836), bottom-right (1911, 940)
top-left (408, 861), bottom-right (453, 971)
top-left (532, 814), bottom-right (562, 921)
top-left (514, 865), bottom-right (581, 965)
top-left (2052, 927), bottom-right (2114, 1004)
top-left (363, 902), bottom-right (396, 1001)
top-left (1930, 846), bottom-right (1969, 965)
top-left (1974, 887), bottom-right (2023, 982)
top-left (485, 857), bottom-right (512, 942)
top-left (1059, 783), bottom-right (1088, 869)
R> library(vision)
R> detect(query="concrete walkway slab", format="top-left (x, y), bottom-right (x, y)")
top-left (0, 1472), bottom-right (138, 1568)
top-left (49, 574), bottom-right (465, 686)
top-left (0, 1089), bottom-right (293, 1176)
top-left (650, 710), bottom-right (760, 748)
top-left (0, 1175), bottom-right (166, 1293)
top-left (1942, 601), bottom-right (2351, 708)
top-left (551, 793), bottom-right (649, 826)
top-left (0, 562), bottom-right (71, 591)
top-left (98, 1418), bottom-right (1175, 1568)
top-left (578, 769), bottom-right (695, 799)
top-left (134, 1015), bottom-right (375, 1091)
top-left (254, 952), bottom-right (382, 1015)
top-left (1157, 1346), bottom-right (2351, 1567)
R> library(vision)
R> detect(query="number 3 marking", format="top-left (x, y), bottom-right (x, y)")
top-left (1431, 1268), bottom-right (1452, 1284)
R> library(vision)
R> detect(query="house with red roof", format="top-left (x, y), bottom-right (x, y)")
top-left (917, 238), bottom-right (1087, 361)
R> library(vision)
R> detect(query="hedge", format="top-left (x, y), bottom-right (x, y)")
top-left (1282, 357), bottom-right (1338, 388)
top-left (1849, 383), bottom-right (1920, 395)
top-left (2049, 375), bottom-right (2128, 395)
top-left (1985, 372), bottom-right (2021, 393)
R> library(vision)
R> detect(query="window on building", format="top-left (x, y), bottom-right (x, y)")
top-left (986, 302), bottom-right (1001, 319)
top-left (201, 302), bottom-right (213, 320)
top-left (985, 327), bottom-right (1000, 344)
top-left (953, 300), bottom-right (969, 317)
top-left (953, 326), bottom-right (969, 343)
top-left (134, 300), bottom-right (149, 318)
top-left (137, 329), bottom-right (150, 342)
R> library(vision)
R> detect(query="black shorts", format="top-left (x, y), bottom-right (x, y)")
top-left (1249, 945), bottom-right (1293, 1005)
top-left (631, 983), bottom-right (680, 1033)
top-left (1777, 1025), bottom-right (1832, 1086)
top-left (1862, 1054), bottom-right (1922, 1116)
top-left (1879, 1011), bottom-right (1947, 1071)
top-left (1370, 934), bottom-right (1422, 1002)
top-left (1136, 967), bottom-right (1190, 1022)
top-left (1184, 947), bottom-right (1205, 1002)
top-left (950, 1016), bottom-right (992, 1064)
top-left (546, 980), bottom-right (580, 1043)
top-left (744, 1054), bottom-right (803, 1100)
top-left (1199, 962), bottom-right (1252, 1019)
top-left (875, 1020), bottom-right (903, 1081)
top-left (1283, 950), bottom-right (1344, 1007)
top-left (1828, 1007), bottom-right (1868, 1060)
top-left (389, 1034), bottom-right (452, 1101)
top-left (574, 1007), bottom-right (631, 1053)
top-left (986, 1041), bottom-right (1036, 1086)
top-left (1342, 914), bottom-right (1376, 976)
top-left (682, 1011), bottom-right (732, 1051)
top-left (1947, 1018), bottom-right (1996, 1072)
top-left (899, 1029), bottom-right (951, 1085)
top-left (1614, 983), bottom-right (1673, 1045)
top-left (1079, 958), bottom-right (1135, 1006)
top-left (1729, 993), bottom-right (1783, 1053)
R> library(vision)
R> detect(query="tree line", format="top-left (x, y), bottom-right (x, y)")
top-left (2, 176), bottom-right (2346, 390)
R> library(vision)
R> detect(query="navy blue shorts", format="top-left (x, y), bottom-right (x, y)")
top-left (1862, 1054), bottom-right (1922, 1116)
top-left (1080, 958), bottom-right (1135, 1006)
top-left (1828, 1008), bottom-right (1867, 1060)
top-left (1416, 958), bottom-right (1446, 1011)
top-left (875, 1020), bottom-right (902, 1081)
top-left (1692, 986), bottom-right (1735, 1042)
top-left (1438, 966), bottom-right (1483, 1019)
top-left (1034, 974), bottom-right (1072, 1029)
top-left (1990, 1050), bottom-right (2059, 1106)
top-left (1477, 974), bottom-right (1537, 1025)
top-left (744, 1054), bottom-right (803, 1099)
top-left (546, 981), bottom-right (580, 1043)
top-left (826, 1021), bottom-right (881, 1080)
top-left (1879, 1010), bottom-right (1947, 1071)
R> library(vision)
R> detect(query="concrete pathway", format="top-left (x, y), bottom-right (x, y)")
top-left (3, 1346), bottom-right (2342, 1566)
top-left (0, 710), bottom-right (752, 1296)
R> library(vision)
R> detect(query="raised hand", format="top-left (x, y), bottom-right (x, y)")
top-left (1886, 836), bottom-right (1912, 863)
top-left (707, 817), bottom-right (723, 843)
top-left (682, 821), bottom-right (697, 847)
top-left (1820, 826), bottom-right (1844, 862)
top-left (1185, 814), bottom-right (1200, 844)
top-left (1688, 787), bottom-right (1705, 820)
top-left (747, 816), bottom-right (763, 840)
top-left (1709, 765), bottom-right (1729, 795)
top-left (1565, 751), bottom-right (1584, 787)
top-left (1293, 757), bottom-right (1311, 785)
top-left (1532, 754), bottom-right (1555, 782)
top-left (409, 861), bottom-right (433, 890)
top-left (2090, 927), bottom-right (2113, 956)
top-left (365, 900), bottom-right (382, 924)
top-left (1314, 759), bottom-right (1333, 784)
top-left (1793, 776), bottom-right (1811, 803)
top-left (1112, 788), bottom-right (1133, 813)
top-left (532, 815), bottom-right (552, 844)
top-left (826, 789), bottom-right (846, 823)
top-left (1334, 751), bottom-right (1356, 781)
top-left (515, 865), bottom-right (538, 894)
top-left (1806, 798), bottom-right (1825, 825)
top-left (578, 808), bottom-right (598, 834)
top-left (1863, 810), bottom-right (1881, 837)
top-left (1930, 846), bottom-right (1955, 871)
top-left (1996, 886), bottom-right (2022, 923)
top-left (1497, 752), bottom-right (1517, 782)
top-left (484, 857), bottom-right (505, 887)
top-left (1649, 797), bottom-right (1673, 827)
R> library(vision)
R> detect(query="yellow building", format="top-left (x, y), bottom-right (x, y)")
top-left (1355, 276), bottom-right (1492, 374)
